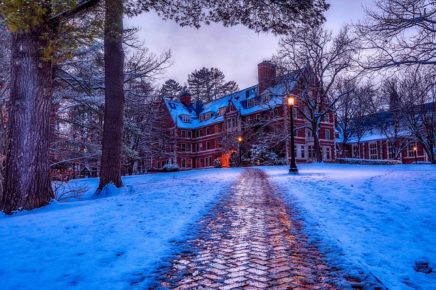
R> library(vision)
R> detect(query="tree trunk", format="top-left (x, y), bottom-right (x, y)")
top-left (97, 0), bottom-right (125, 192)
top-left (312, 122), bottom-right (323, 162)
top-left (1, 31), bottom-right (54, 214)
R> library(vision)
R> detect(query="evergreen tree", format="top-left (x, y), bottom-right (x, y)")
top-left (188, 67), bottom-right (239, 102)
top-left (160, 79), bottom-right (183, 98)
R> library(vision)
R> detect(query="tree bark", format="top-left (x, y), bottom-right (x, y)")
top-left (0, 31), bottom-right (54, 214)
top-left (97, 0), bottom-right (124, 192)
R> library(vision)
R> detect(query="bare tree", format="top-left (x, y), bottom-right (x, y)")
top-left (334, 79), bottom-right (376, 157)
top-left (400, 68), bottom-right (436, 163)
top-left (357, 0), bottom-right (436, 69)
top-left (276, 25), bottom-right (358, 161)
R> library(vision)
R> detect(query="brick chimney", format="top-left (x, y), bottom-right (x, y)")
top-left (180, 91), bottom-right (192, 106)
top-left (258, 61), bottom-right (276, 94)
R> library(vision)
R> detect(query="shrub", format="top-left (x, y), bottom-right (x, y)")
top-left (162, 163), bottom-right (180, 172)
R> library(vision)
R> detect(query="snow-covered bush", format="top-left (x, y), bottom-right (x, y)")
top-left (336, 158), bottom-right (402, 165)
top-left (249, 144), bottom-right (281, 166)
top-left (162, 163), bottom-right (180, 172)
top-left (214, 158), bottom-right (222, 168)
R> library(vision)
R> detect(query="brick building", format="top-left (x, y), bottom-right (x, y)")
top-left (336, 103), bottom-right (436, 164)
top-left (152, 61), bottom-right (336, 170)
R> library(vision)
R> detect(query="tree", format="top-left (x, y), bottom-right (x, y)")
top-left (0, 0), bottom-right (100, 214)
top-left (276, 25), bottom-right (358, 161)
top-left (357, 0), bottom-right (436, 69)
top-left (334, 79), bottom-right (375, 157)
top-left (97, 0), bottom-right (126, 192)
top-left (160, 79), bottom-right (183, 98)
top-left (188, 67), bottom-right (238, 102)
top-left (400, 68), bottom-right (436, 163)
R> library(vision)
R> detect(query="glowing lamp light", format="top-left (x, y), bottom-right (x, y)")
top-left (287, 95), bottom-right (296, 106)
top-left (413, 146), bottom-right (417, 151)
top-left (237, 136), bottom-right (243, 143)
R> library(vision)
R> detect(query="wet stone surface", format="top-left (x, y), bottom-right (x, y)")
top-left (151, 169), bottom-right (377, 289)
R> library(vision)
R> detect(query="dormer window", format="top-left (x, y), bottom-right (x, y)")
top-left (169, 102), bottom-right (176, 109)
top-left (247, 98), bottom-right (256, 108)
top-left (218, 107), bottom-right (226, 116)
top-left (200, 112), bottom-right (212, 121)
top-left (180, 115), bottom-right (191, 123)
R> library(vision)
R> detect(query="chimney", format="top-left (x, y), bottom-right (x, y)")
top-left (180, 91), bottom-right (192, 106)
top-left (258, 61), bottom-right (276, 94)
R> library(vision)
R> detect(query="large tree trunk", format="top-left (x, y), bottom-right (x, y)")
top-left (97, 0), bottom-right (125, 192)
top-left (0, 31), bottom-right (54, 214)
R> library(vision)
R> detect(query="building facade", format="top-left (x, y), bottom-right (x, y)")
top-left (151, 62), bottom-right (336, 170)
top-left (336, 104), bottom-right (436, 164)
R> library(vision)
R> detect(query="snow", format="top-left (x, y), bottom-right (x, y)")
top-left (263, 164), bottom-right (436, 289)
top-left (0, 168), bottom-right (241, 290)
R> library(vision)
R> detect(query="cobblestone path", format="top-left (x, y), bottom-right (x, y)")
top-left (153, 169), bottom-right (368, 289)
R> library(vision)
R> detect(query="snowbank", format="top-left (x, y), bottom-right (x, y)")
top-left (0, 168), bottom-right (241, 290)
top-left (264, 164), bottom-right (436, 289)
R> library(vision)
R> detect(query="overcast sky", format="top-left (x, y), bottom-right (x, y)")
top-left (126, 0), bottom-right (374, 89)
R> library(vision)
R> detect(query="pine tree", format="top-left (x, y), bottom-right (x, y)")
top-left (188, 67), bottom-right (239, 102)
top-left (0, 0), bottom-right (100, 214)
top-left (160, 79), bottom-right (183, 98)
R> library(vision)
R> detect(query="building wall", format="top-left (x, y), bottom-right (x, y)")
top-left (339, 139), bottom-right (429, 164)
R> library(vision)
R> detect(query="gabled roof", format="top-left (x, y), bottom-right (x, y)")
top-left (163, 70), bottom-right (301, 129)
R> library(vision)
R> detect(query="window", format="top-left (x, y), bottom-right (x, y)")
top-left (227, 117), bottom-right (237, 128)
top-left (352, 144), bottom-right (360, 158)
top-left (324, 147), bottom-right (331, 160)
top-left (181, 130), bottom-right (186, 137)
top-left (187, 131), bottom-right (192, 138)
top-left (256, 114), bottom-right (261, 121)
top-left (323, 113), bottom-right (330, 122)
top-left (199, 143), bottom-right (203, 151)
top-left (308, 146), bottom-right (314, 159)
top-left (307, 129), bottom-right (313, 138)
top-left (274, 108), bottom-right (279, 118)
top-left (206, 141), bottom-right (211, 150)
top-left (206, 127), bottom-right (210, 135)
top-left (218, 107), bottom-right (226, 116)
top-left (325, 129), bottom-right (331, 140)
top-left (180, 115), bottom-right (191, 123)
top-left (408, 144), bottom-right (416, 157)
top-left (370, 143), bottom-right (378, 159)
top-left (300, 145), bottom-right (305, 159)
top-left (169, 102), bottom-right (176, 109)
top-left (181, 158), bottom-right (186, 168)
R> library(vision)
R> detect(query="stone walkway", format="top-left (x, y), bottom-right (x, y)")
top-left (152, 169), bottom-right (375, 289)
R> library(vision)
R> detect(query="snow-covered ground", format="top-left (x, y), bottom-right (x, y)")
top-left (264, 164), bottom-right (436, 289)
top-left (0, 168), bottom-right (241, 290)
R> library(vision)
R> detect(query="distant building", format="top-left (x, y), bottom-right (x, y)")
top-left (152, 61), bottom-right (336, 170)
top-left (336, 102), bottom-right (436, 164)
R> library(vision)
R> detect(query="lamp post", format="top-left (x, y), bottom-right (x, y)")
top-left (414, 145), bottom-right (418, 164)
top-left (237, 136), bottom-right (243, 167)
top-left (287, 95), bottom-right (298, 174)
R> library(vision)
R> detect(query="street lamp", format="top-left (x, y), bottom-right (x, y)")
top-left (287, 95), bottom-right (298, 174)
top-left (414, 145), bottom-right (418, 164)
top-left (237, 136), bottom-right (243, 166)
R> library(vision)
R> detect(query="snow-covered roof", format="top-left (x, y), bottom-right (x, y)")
top-left (163, 72), bottom-right (300, 129)
top-left (342, 129), bottom-right (412, 144)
